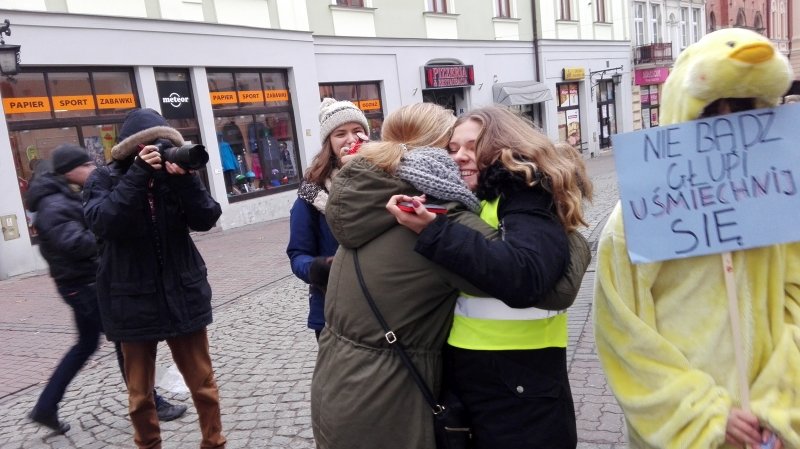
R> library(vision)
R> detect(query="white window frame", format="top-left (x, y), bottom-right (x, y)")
top-left (650, 3), bottom-right (663, 43)
top-left (559, 0), bottom-right (575, 21)
top-left (595, 0), bottom-right (608, 23)
top-left (691, 7), bottom-right (701, 42)
top-left (634, 2), bottom-right (646, 46)
top-left (426, 0), bottom-right (449, 13)
top-left (679, 7), bottom-right (688, 48)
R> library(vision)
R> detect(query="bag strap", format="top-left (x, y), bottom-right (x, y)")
top-left (353, 249), bottom-right (444, 416)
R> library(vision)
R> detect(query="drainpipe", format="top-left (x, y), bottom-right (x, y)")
top-left (531, 0), bottom-right (541, 82)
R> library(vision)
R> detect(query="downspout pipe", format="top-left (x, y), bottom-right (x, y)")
top-left (531, 0), bottom-right (541, 82)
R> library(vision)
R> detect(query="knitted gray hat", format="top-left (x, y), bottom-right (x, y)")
top-left (318, 98), bottom-right (369, 144)
top-left (397, 147), bottom-right (480, 212)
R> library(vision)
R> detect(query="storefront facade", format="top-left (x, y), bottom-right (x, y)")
top-left (634, 67), bottom-right (670, 129)
top-left (313, 36), bottom-right (543, 133)
top-left (0, 11), bottom-right (320, 279)
top-left (538, 39), bottom-right (633, 157)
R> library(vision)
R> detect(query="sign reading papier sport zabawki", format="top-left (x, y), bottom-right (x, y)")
top-left (612, 103), bottom-right (800, 264)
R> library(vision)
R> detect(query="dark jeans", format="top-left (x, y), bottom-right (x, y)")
top-left (34, 283), bottom-right (102, 416)
top-left (444, 345), bottom-right (577, 449)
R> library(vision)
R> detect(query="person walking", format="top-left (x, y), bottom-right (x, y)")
top-left (26, 144), bottom-right (186, 435)
top-left (83, 108), bottom-right (225, 449)
top-left (287, 98), bottom-right (370, 340)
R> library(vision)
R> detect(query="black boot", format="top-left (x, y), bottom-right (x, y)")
top-left (155, 396), bottom-right (188, 422)
top-left (29, 407), bottom-right (70, 434)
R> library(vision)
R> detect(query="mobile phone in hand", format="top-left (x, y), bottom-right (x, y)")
top-left (397, 201), bottom-right (447, 214)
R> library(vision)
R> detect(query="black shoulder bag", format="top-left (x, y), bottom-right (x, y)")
top-left (353, 249), bottom-right (472, 449)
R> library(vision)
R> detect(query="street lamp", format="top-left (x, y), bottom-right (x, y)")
top-left (0, 20), bottom-right (21, 76)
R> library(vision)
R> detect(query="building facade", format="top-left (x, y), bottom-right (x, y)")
top-left (630, 0), bottom-right (705, 131)
top-left (0, 0), bottom-right (632, 279)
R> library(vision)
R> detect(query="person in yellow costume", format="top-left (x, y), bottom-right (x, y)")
top-left (594, 28), bottom-right (799, 449)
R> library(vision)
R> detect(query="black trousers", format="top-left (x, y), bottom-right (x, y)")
top-left (444, 345), bottom-right (577, 449)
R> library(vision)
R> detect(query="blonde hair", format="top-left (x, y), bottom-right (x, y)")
top-left (358, 103), bottom-right (455, 173)
top-left (454, 107), bottom-right (591, 231)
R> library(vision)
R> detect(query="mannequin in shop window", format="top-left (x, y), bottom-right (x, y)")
top-left (217, 132), bottom-right (238, 195)
top-left (258, 127), bottom-right (281, 187)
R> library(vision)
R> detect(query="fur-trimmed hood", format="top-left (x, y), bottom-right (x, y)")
top-left (111, 125), bottom-right (184, 161)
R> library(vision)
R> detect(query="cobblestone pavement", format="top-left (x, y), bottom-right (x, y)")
top-left (0, 151), bottom-right (626, 448)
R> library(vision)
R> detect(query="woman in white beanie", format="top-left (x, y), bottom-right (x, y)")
top-left (286, 98), bottom-right (370, 340)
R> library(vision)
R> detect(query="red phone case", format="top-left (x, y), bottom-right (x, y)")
top-left (397, 202), bottom-right (447, 214)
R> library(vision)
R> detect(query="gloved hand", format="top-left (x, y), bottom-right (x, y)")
top-left (309, 256), bottom-right (334, 292)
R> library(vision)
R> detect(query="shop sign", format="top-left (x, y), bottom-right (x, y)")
top-left (424, 65), bottom-right (475, 89)
top-left (157, 80), bottom-right (193, 120)
top-left (210, 91), bottom-right (237, 105)
top-left (238, 90), bottom-right (264, 103)
top-left (264, 89), bottom-right (289, 102)
top-left (97, 94), bottom-right (137, 109)
top-left (562, 68), bottom-right (585, 81)
top-left (359, 99), bottom-right (381, 111)
top-left (634, 67), bottom-right (670, 85)
top-left (53, 95), bottom-right (95, 111)
top-left (3, 96), bottom-right (51, 114)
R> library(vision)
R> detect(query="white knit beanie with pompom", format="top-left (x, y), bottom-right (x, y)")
top-left (318, 97), bottom-right (370, 144)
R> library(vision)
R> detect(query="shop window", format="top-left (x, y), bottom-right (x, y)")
top-left (4, 68), bottom-right (139, 243)
top-left (640, 84), bottom-right (660, 128)
top-left (319, 81), bottom-right (384, 141)
top-left (208, 69), bottom-right (300, 202)
top-left (92, 71), bottom-right (138, 116)
top-left (1, 73), bottom-right (51, 122)
top-left (49, 72), bottom-right (94, 119)
top-left (556, 82), bottom-right (582, 150)
top-left (509, 104), bottom-right (543, 131)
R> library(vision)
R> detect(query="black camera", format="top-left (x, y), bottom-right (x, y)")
top-left (153, 140), bottom-right (209, 171)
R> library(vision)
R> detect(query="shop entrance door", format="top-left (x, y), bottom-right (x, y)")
top-left (595, 80), bottom-right (618, 149)
top-left (422, 87), bottom-right (464, 114)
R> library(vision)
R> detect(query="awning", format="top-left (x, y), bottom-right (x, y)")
top-left (493, 80), bottom-right (553, 106)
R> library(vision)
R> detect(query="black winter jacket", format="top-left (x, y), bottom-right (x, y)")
top-left (26, 173), bottom-right (98, 287)
top-left (415, 164), bottom-right (569, 308)
top-left (83, 158), bottom-right (222, 342)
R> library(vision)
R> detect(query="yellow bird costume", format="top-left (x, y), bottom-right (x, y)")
top-left (594, 28), bottom-right (800, 449)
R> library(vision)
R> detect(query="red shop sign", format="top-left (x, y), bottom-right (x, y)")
top-left (634, 67), bottom-right (670, 85)
top-left (424, 65), bottom-right (475, 89)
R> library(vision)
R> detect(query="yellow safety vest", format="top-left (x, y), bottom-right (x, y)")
top-left (447, 198), bottom-right (568, 350)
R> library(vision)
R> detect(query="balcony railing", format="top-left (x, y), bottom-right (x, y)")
top-left (634, 42), bottom-right (673, 65)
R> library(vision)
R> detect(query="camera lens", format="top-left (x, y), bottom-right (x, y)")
top-left (154, 141), bottom-right (209, 170)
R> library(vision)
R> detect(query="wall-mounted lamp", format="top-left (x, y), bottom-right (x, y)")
top-left (589, 65), bottom-right (623, 97)
top-left (412, 87), bottom-right (418, 96)
top-left (478, 82), bottom-right (483, 90)
top-left (0, 20), bottom-right (21, 77)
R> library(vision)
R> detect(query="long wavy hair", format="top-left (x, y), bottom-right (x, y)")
top-left (304, 138), bottom-right (338, 186)
top-left (454, 106), bottom-right (591, 231)
top-left (358, 103), bottom-right (455, 173)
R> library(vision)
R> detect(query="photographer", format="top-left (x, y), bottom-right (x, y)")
top-left (83, 108), bottom-right (225, 449)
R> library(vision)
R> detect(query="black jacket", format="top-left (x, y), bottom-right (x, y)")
top-left (26, 173), bottom-right (98, 287)
top-left (415, 164), bottom-right (569, 308)
top-left (83, 158), bottom-right (222, 342)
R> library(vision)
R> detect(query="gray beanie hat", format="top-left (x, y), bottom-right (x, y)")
top-left (318, 98), bottom-right (369, 144)
top-left (397, 147), bottom-right (480, 212)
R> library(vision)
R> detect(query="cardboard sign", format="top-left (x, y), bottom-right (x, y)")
top-left (612, 103), bottom-right (800, 263)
